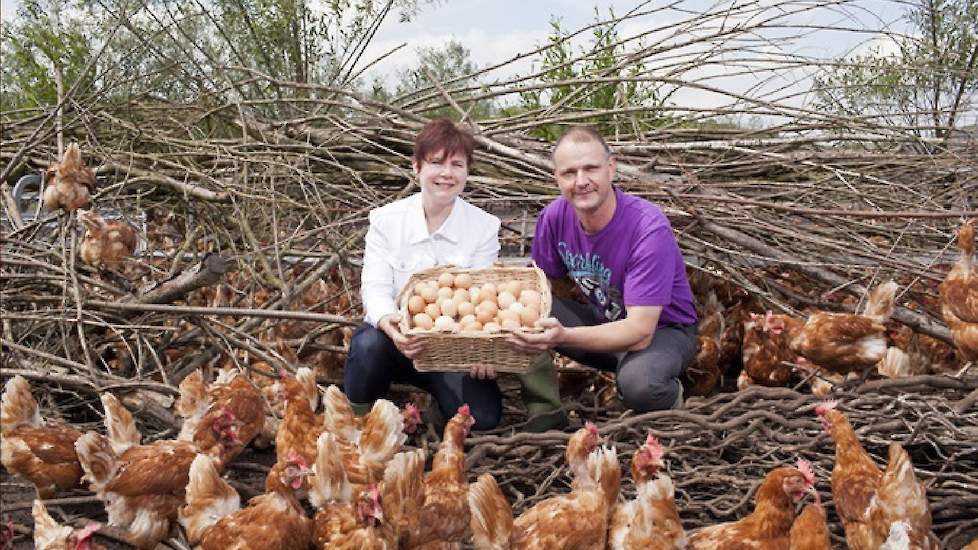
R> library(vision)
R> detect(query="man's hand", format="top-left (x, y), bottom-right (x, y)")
top-left (506, 317), bottom-right (566, 354)
top-left (378, 313), bottom-right (425, 359)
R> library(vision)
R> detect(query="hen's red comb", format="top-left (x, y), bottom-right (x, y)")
top-left (814, 400), bottom-right (838, 416)
top-left (585, 421), bottom-right (599, 436)
top-left (458, 404), bottom-right (471, 416)
top-left (286, 450), bottom-right (306, 466)
top-left (76, 522), bottom-right (101, 542)
top-left (644, 433), bottom-right (664, 459)
top-left (797, 459), bottom-right (815, 486)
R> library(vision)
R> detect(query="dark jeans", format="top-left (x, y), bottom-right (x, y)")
top-left (343, 323), bottom-right (503, 431)
top-left (552, 298), bottom-right (697, 412)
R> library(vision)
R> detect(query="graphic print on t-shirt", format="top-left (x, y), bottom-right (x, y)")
top-left (557, 241), bottom-right (624, 321)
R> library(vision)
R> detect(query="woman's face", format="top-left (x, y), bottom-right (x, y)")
top-left (414, 149), bottom-right (468, 207)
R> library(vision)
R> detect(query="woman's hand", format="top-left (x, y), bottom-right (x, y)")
top-left (506, 317), bottom-right (566, 354)
top-left (469, 365), bottom-right (497, 380)
top-left (378, 314), bottom-right (426, 359)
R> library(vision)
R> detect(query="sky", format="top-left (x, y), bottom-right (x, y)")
top-left (1, 0), bottom-right (922, 119)
top-left (347, 0), bottom-right (911, 118)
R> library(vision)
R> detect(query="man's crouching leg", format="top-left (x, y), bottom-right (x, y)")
top-left (615, 326), bottom-right (696, 412)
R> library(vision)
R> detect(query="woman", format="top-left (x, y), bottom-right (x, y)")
top-left (344, 119), bottom-right (503, 430)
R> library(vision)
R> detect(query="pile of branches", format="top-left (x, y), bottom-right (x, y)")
top-left (470, 376), bottom-right (978, 548)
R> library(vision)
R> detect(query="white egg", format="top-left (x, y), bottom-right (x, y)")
top-left (496, 291), bottom-right (516, 310)
top-left (434, 315), bottom-right (456, 331)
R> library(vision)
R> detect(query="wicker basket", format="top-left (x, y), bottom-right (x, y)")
top-left (396, 264), bottom-right (552, 373)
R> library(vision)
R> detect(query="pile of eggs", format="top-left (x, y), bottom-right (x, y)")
top-left (406, 272), bottom-right (543, 334)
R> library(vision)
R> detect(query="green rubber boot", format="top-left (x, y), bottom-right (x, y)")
top-left (349, 401), bottom-right (373, 416)
top-left (517, 353), bottom-right (568, 432)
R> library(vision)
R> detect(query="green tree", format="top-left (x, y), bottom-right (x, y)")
top-left (1, 0), bottom-right (95, 110)
top-left (514, 9), bottom-right (662, 140)
top-left (813, 0), bottom-right (978, 140)
top-left (382, 39), bottom-right (497, 120)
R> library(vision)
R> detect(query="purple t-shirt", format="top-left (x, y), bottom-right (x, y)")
top-left (532, 187), bottom-right (697, 328)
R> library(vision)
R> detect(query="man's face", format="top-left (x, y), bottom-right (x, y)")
top-left (553, 139), bottom-right (616, 216)
top-left (414, 149), bottom-right (468, 207)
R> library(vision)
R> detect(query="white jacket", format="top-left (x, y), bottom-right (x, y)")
top-left (360, 193), bottom-right (500, 326)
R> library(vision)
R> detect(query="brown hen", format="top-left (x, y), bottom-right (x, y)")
top-left (0, 375), bottom-right (84, 498)
top-left (43, 143), bottom-right (96, 212)
top-left (77, 210), bottom-right (138, 270)
top-left (940, 219), bottom-right (978, 361)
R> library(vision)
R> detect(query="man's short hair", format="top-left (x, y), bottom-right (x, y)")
top-left (413, 118), bottom-right (476, 166)
top-left (553, 126), bottom-right (612, 158)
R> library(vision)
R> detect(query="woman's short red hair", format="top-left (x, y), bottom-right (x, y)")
top-left (412, 119), bottom-right (475, 167)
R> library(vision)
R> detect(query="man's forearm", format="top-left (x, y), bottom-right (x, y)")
top-left (560, 320), bottom-right (654, 352)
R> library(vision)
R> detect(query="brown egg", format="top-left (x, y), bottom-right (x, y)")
top-left (408, 295), bottom-right (426, 315)
top-left (502, 280), bottom-right (522, 298)
top-left (420, 284), bottom-right (439, 304)
top-left (483, 321), bottom-right (501, 334)
top-left (496, 291), bottom-right (516, 310)
top-left (424, 302), bottom-right (441, 319)
top-left (481, 282), bottom-right (498, 296)
top-left (453, 288), bottom-right (470, 302)
top-left (413, 282), bottom-right (429, 296)
top-left (519, 306), bottom-right (540, 327)
top-left (477, 300), bottom-right (498, 317)
top-left (413, 313), bottom-right (434, 330)
top-left (519, 289), bottom-right (542, 308)
top-left (434, 315), bottom-right (456, 331)
top-left (501, 318), bottom-right (521, 331)
top-left (475, 306), bottom-right (495, 325)
top-left (459, 314), bottom-right (477, 326)
top-left (436, 286), bottom-right (454, 300)
top-left (461, 321), bottom-right (483, 332)
top-left (508, 302), bottom-right (525, 313)
top-left (440, 298), bottom-right (458, 318)
top-left (454, 273), bottom-right (474, 289)
top-left (477, 287), bottom-right (497, 304)
top-left (457, 301), bottom-right (475, 318)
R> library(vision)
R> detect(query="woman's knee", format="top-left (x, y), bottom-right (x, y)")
top-left (344, 324), bottom-right (396, 400)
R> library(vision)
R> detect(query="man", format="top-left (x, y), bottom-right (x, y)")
top-left (508, 126), bottom-right (698, 411)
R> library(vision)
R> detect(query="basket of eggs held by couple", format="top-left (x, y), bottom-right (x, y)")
top-left (397, 263), bottom-right (552, 373)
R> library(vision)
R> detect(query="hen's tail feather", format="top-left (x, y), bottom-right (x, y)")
top-left (1, 375), bottom-right (40, 432)
top-left (179, 454), bottom-right (240, 544)
top-left (99, 393), bottom-right (140, 455)
top-left (359, 399), bottom-right (407, 465)
top-left (74, 432), bottom-right (118, 494)
top-left (877, 347), bottom-right (911, 379)
top-left (309, 431), bottom-right (351, 509)
top-left (323, 384), bottom-right (358, 442)
top-left (468, 473), bottom-right (513, 550)
top-left (878, 443), bottom-right (933, 533)
top-left (381, 449), bottom-right (426, 542)
top-left (32, 499), bottom-right (74, 548)
top-left (863, 281), bottom-right (899, 322)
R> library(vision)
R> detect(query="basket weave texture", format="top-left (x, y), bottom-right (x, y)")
top-left (397, 265), bottom-right (552, 373)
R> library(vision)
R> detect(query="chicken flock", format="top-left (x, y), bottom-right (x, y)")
top-left (3, 369), bottom-right (965, 549)
top-left (3, 145), bottom-right (975, 549)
